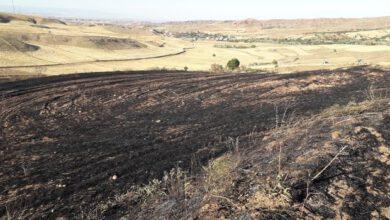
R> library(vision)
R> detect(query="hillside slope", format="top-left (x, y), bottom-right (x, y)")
top-left (0, 66), bottom-right (388, 219)
top-left (162, 16), bottom-right (390, 33)
top-left (0, 12), bottom-right (66, 25)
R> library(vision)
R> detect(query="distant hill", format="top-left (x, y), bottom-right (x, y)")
top-left (231, 16), bottom-right (390, 29)
top-left (160, 16), bottom-right (390, 33)
top-left (0, 12), bottom-right (66, 25)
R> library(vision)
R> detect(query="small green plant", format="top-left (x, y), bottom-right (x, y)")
top-left (184, 66), bottom-right (188, 71)
top-left (212, 53), bottom-right (216, 57)
top-left (227, 58), bottom-right (240, 70)
top-left (272, 59), bottom-right (279, 68)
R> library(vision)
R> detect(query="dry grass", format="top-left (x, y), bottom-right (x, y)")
top-left (100, 144), bottom-right (243, 219)
top-left (248, 190), bottom-right (290, 210)
top-left (1, 13), bottom-right (390, 76)
top-left (202, 154), bottom-right (240, 195)
top-left (322, 99), bottom-right (388, 118)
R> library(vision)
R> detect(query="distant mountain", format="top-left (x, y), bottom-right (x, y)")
top-left (231, 17), bottom-right (390, 29)
top-left (159, 16), bottom-right (390, 33)
top-left (1, 7), bottom-right (389, 31)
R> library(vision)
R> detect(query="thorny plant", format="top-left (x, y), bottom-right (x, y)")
top-left (225, 136), bottom-right (240, 153)
top-left (273, 100), bottom-right (297, 129)
top-left (366, 83), bottom-right (389, 101)
top-left (272, 100), bottom-right (297, 178)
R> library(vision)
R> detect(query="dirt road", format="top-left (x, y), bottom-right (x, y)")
top-left (0, 47), bottom-right (192, 69)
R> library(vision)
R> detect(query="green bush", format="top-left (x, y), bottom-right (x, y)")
top-left (227, 58), bottom-right (240, 70)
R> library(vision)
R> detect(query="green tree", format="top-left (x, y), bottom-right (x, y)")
top-left (227, 58), bottom-right (240, 70)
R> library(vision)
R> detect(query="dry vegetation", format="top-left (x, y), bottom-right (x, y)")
top-left (1, 12), bottom-right (390, 78)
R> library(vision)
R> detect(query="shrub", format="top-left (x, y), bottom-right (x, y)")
top-left (227, 58), bottom-right (240, 70)
top-left (272, 59), bottom-right (278, 66)
top-left (203, 154), bottom-right (238, 194)
top-left (184, 66), bottom-right (188, 72)
top-left (210, 64), bottom-right (224, 73)
top-left (239, 65), bottom-right (255, 73)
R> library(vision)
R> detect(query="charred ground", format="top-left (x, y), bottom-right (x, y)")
top-left (0, 66), bottom-right (389, 219)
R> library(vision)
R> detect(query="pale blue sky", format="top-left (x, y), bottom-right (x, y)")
top-left (1, 0), bottom-right (390, 21)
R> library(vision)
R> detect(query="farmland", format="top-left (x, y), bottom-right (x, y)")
top-left (1, 13), bottom-right (390, 78)
top-left (1, 66), bottom-right (389, 218)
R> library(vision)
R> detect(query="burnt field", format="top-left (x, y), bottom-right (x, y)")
top-left (0, 67), bottom-right (389, 218)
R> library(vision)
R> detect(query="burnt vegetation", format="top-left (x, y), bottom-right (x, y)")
top-left (0, 66), bottom-right (389, 219)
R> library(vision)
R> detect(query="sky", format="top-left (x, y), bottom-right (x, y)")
top-left (1, 0), bottom-right (390, 21)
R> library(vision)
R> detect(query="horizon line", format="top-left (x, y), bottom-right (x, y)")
top-left (1, 10), bottom-right (390, 24)
top-left (0, 4), bottom-right (390, 23)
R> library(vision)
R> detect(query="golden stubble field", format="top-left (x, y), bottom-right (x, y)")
top-left (0, 12), bottom-right (390, 76)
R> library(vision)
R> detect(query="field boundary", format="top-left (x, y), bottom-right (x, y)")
top-left (0, 47), bottom-right (193, 69)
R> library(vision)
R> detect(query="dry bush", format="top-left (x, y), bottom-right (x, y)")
top-left (248, 189), bottom-right (290, 210)
top-left (238, 65), bottom-right (254, 73)
top-left (366, 84), bottom-right (389, 101)
top-left (127, 167), bottom-right (188, 205)
top-left (210, 63), bottom-right (224, 73)
top-left (202, 154), bottom-right (240, 195)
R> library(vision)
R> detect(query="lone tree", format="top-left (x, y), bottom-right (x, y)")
top-left (227, 58), bottom-right (240, 70)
